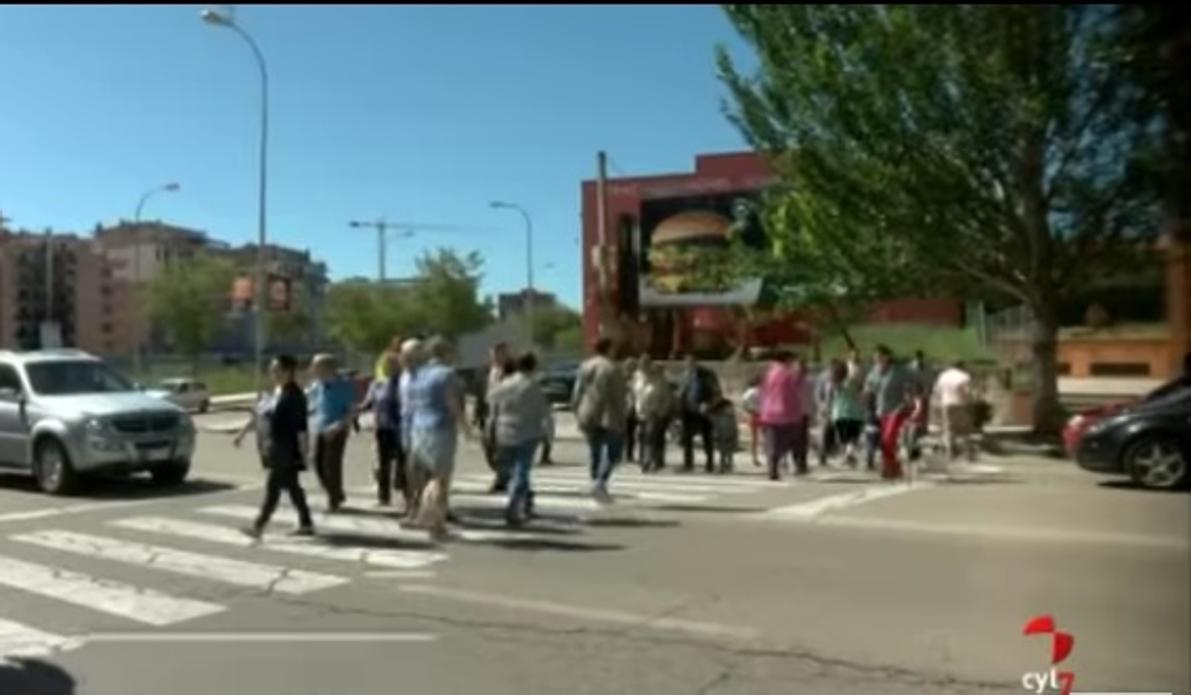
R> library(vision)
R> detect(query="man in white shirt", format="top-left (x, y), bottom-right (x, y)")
top-left (933, 360), bottom-right (977, 462)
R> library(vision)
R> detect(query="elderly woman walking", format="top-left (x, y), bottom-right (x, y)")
top-left (401, 336), bottom-right (473, 541)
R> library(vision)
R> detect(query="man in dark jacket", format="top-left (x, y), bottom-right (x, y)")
top-left (678, 353), bottom-right (720, 473)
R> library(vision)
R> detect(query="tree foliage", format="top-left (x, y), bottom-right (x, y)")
top-left (147, 254), bottom-right (235, 367)
top-left (324, 248), bottom-right (493, 355)
top-left (717, 4), bottom-right (1166, 431)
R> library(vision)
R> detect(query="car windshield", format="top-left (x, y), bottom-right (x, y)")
top-left (26, 360), bottom-right (135, 396)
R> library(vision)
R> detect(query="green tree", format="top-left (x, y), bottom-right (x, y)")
top-left (147, 254), bottom-right (236, 373)
top-left (717, 5), bottom-right (1165, 432)
top-left (526, 305), bottom-right (583, 351)
top-left (324, 279), bottom-right (419, 355)
top-left (405, 248), bottom-right (493, 339)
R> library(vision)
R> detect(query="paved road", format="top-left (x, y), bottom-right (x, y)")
top-left (0, 416), bottom-right (1187, 695)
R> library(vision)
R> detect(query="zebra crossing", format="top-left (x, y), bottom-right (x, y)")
top-left (0, 464), bottom-right (891, 664)
top-left (0, 497), bottom-right (456, 663)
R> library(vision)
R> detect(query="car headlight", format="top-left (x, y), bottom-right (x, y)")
top-left (85, 418), bottom-right (111, 436)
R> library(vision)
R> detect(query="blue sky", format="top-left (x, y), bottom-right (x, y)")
top-left (0, 4), bottom-right (753, 308)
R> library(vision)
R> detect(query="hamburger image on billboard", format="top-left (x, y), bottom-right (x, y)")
top-left (638, 192), bottom-right (765, 306)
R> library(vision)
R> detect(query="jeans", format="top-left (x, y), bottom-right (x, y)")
top-left (255, 466), bottom-right (313, 530)
top-left (585, 427), bottom-right (624, 486)
top-left (502, 439), bottom-right (539, 521)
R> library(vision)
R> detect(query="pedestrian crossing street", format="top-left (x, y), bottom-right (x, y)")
top-left (0, 464), bottom-right (969, 663)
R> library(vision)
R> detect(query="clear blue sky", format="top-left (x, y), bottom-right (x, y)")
top-left (0, 4), bottom-right (754, 309)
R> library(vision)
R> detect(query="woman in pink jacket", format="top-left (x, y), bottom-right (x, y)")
top-left (758, 350), bottom-right (807, 480)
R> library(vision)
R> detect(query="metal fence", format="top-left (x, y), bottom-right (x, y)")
top-left (984, 305), bottom-right (1034, 343)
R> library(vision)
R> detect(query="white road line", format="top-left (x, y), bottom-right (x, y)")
top-left (112, 517), bottom-right (447, 570)
top-left (480, 470), bottom-right (780, 490)
top-left (400, 585), bottom-right (759, 641)
top-left (811, 516), bottom-right (1191, 551)
top-left (0, 618), bottom-right (77, 662)
top-left (0, 555), bottom-right (224, 626)
top-left (364, 570), bottom-right (438, 580)
top-left (11, 530), bottom-right (346, 595)
top-left (450, 483), bottom-right (708, 505)
top-left (82, 631), bottom-right (438, 644)
top-left (765, 483), bottom-right (932, 520)
top-left (0, 481), bottom-right (255, 526)
top-left (450, 492), bottom-right (603, 512)
top-left (455, 473), bottom-right (771, 494)
top-left (201, 504), bottom-right (577, 545)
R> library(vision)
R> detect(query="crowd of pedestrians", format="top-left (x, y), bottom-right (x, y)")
top-left (231, 333), bottom-right (984, 541)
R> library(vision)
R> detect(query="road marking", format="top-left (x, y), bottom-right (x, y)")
top-left (450, 483), bottom-right (708, 505)
top-left (0, 555), bottom-right (224, 626)
top-left (0, 480), bottom-right (255, 526)
top-left (505, 470), bottom-right (782, 490)
top-left (455, 472), bottom-right (771, 494)
top-left (81, 631), bottom-right (438, 644)
top-left (449, 492), bottom-right (604, 512)
top-left (765, 483), bottom-right (932, 520)
top-left (11, 530), bottom-right (346, 594)
top-left (0, 618), bottom-right (77, 662)
top-left (200, 504), bottom-right (577, 545)
top-left (113, 516), bottom-right (447, 569)
top-left (400, 585), bottom-right (759, 641)
top-left (809, 516), bottom-right (1191, 551)
top-left (364, 570), bottom-right (438, 580)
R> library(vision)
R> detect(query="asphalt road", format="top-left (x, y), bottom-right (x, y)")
top-left (0, 414), bottom-right (1187, 695)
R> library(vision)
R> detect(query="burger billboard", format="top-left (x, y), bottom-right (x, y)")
top-left (637, 190), bottom-right (765, 307)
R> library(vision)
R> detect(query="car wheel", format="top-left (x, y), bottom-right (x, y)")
top-left (1126, 435), bottom-right (1189, 490)
top-left (35, 438), bottom-right (79, 495)
top-left (151, 460), bottom-right (190, 486)
top-left (198, 400), bottom-right (210, 414)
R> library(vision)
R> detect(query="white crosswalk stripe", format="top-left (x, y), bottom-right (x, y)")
top-left (198, 504), bottom-right (581, 544)
top-left (112, 516), bottom-right (448, 569)
top-left (450, 482), bottom-right (708, 505)
top-left (11, 530), bottom-right (346, 595)
top-left (0, 554), bottom-right (224, 626)
top-left (0, 618), bottom-right (75, 662)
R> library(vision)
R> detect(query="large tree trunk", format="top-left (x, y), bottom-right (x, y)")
top-left (1028, 302), bottom-right (1065, 435)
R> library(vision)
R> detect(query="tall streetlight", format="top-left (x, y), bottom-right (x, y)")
top-left (132, 182), bottom-right (181, 376)
top-left (201, 6), bottom-right (269, 395)
top-left (489, 201), bottom-right (534, 348)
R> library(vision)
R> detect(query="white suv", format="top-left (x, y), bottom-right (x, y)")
top-left (0, 350), bottom-right (197, 494)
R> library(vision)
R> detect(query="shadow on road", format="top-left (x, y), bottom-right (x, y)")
top-left (1099, 480), bottom-right (1190, 494)
top-left (585, 517), bottom-right (680, 529)
top-left (649, 504), bottom-right (768, 514)
top-left (0, 474), bottom-right (239, 501)
top-left (478, 537), bottom-right (624, 553)
top-left (0, 658), bottom-right (76, 695)
top-left (316, 531), bottom-right (437, 551)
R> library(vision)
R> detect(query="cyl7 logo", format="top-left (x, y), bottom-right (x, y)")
top-left (1020, 614), bottom-right (1074, 695)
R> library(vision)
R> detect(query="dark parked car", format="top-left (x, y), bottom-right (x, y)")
top-left (1074, 377), bottom-right (1191, 489)
top-left (539, 361), bottom-right (579, 408)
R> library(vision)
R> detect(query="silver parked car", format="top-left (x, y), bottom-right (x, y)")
top-left (147, 378), bottom-right (212, 413)
top-left (0, 350), bottom-right (197, 494)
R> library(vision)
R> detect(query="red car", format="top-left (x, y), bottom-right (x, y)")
top-left (1063, 401), bottom-right (1131, 457)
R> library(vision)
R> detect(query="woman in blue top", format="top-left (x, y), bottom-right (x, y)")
top-left (358, 350), bottom-right (406, 509)
top-left (402, 336), bottom-right (473, 541)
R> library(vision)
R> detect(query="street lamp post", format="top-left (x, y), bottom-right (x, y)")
top-left (202, 7), bottom-right (269, 395)
top-left (132, 182), bottom-right (180, 376)
top-left (490, 201), bottom-right (535, 349)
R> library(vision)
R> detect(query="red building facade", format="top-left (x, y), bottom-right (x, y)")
top-left (580, 152), bottom-right (960, 357)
